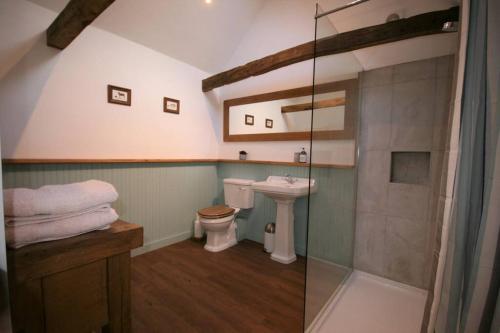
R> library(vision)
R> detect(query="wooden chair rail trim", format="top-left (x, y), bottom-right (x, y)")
top-left (217, 159), bottom-right (354, 169)
top-left (2, 158), bottom-right (354, 169)
top-left (1, 158), bottom-right (219, 164)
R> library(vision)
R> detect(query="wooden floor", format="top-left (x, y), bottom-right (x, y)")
top-left (131, 239), bottom-right (306, 333)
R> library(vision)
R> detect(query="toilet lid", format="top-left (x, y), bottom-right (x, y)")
top-left (198, 205), bottom-right (235, 219)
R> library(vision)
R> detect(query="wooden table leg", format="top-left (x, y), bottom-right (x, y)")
top-left (104, 252), bottom-right (131, 333)
top-left (11, 279), bottom-right (45, 333)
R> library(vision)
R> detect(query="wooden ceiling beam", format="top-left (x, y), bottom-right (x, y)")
top-left (47, 0), bottom-right (115, 49)
top-left (202, 6), bottom-right (459, 92)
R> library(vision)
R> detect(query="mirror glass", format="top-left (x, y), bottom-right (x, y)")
top-left (223, 79), bottom-right (357, 142)
top-left (228, 90), bottom-right (346, 135)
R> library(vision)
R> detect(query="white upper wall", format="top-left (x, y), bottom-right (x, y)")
top-left (216, 0), bottom-right (358, 165)
top-left (214, 0), bottom-right (458, 165)
top-left (93, 0), bottom-right (266, 74)
top-left (0, 0), bottom-right (55, 79)
top-left (0, 0), bottom-right (459, 165)
top-left (0, 0), bottom-right (220, 159)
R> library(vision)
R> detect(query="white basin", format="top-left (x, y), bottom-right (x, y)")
top-left (252, 176), bottom-right (317, 264)
top-left (251, 176), bottom-right (317, 199)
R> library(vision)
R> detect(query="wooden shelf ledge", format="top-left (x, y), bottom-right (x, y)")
top-left (2, 158), bottom-right (354, 169)
top-left (217, 159), bottom-right (354, 169)
top-left (1, 158), bottom-right (219, 164)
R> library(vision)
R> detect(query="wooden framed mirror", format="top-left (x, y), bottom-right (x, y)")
top-left (223, 79), bottom-right (358, 142)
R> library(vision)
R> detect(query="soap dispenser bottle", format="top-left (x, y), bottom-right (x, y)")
top-left (299, 148), bottom-right (307, 163)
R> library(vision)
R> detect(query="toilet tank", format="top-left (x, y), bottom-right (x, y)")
top-left (223, 178), bottom-right (255, 209)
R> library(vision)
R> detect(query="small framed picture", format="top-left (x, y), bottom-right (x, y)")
top-left (164, 97), bottom-right (180, 114)
top-left (265, 118), bottom-right (273, 128)
top-left (245, 114), bottom-right (254, 126)
top-left (107, 85), bottom-right (131, 106)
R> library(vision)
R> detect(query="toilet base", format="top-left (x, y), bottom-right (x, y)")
top-left (201, 220), bottom-right (238, 253)
top-left (204, 239), bottom-right (237, 252)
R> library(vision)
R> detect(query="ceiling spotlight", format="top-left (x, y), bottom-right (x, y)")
top-left (205, 0), bottom-right (212, 4)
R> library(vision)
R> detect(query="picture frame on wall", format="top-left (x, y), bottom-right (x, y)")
top-left (265, 119), bottom-right (273, 128)
top-left (164, 97), bottom-right (180, 114)
top-left (107, 85), bottom-right (131, 106)
top-left (245, 114), bottom-right (254, 126)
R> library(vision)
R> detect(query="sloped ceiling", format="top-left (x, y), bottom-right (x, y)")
top-left (93, 0), bottom-right (266, 74)
top-left (27, 0), bottom-right (68, 12)
top-left (29, 0), bottom-right (266, 74)
top-left (27, 0), bottom-right (458, 74)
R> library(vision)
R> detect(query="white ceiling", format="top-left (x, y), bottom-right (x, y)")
top-left (93, 0), bottom-right (266, 73)
top-left (27, 0), bottom-right (458, 74)
top-left (29, 0), bottom-right (266, 73)
top-left (27, 0), bottom-right (68, 12)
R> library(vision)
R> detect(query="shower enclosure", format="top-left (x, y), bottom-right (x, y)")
top-left (304, 4), bottom-right (362, 329)
top-left (304, 1), bottom-right (456, 331)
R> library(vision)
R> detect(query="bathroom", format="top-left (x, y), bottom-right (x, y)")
top-left (0, 0), bottom-right (499, 332)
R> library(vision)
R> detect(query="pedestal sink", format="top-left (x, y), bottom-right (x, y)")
top-left (252, 176), bottom-right (317, 264)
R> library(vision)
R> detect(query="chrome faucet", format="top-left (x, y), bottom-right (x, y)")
top-left (285, 174), bottom-right (296, 184)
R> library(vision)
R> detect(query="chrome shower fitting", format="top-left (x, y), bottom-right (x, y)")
top-left (442, 21), bottom-right (459, 32)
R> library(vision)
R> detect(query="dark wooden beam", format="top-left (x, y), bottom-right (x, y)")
top-left (47, 0), bottom-right (115, 49)
top-left (281, 97), bottom-right (345, 113)
top-left (202, 6), bottom-right (459, 92)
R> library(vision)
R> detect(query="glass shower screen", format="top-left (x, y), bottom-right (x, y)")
top-left (304, 4), bottom-right (361, 330)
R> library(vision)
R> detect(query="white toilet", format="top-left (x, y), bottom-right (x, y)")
top-left (197, 178), bottom-right (254, 252)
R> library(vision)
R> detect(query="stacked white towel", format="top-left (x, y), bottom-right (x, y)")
top-left (3, 180), bottom-right (119, 248)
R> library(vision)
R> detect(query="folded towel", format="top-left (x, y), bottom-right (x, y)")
top-left (3, 180), bottom-right (118, 217)
top-left (5, 207), bottom-right (119, 248)
top-left (4, 204), bottom-right (112, 226)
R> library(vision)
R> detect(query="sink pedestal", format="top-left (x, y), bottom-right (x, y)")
top-left (270, 197), bottom-right (297, 264)
top-left (251, 176), bottom-right (316, 265)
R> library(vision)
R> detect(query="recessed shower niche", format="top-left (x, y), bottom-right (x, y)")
top-left (390, 152), bottom-right (431, 185)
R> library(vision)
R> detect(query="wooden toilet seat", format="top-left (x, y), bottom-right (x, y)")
top-left (198, 205), bottom-right (235, 219)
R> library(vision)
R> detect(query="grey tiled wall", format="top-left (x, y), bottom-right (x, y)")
top-left (354, 56), bottom-right (454, 289)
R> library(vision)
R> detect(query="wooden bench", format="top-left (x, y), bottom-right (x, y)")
top-left (7, 220), bottom-right (143, 333)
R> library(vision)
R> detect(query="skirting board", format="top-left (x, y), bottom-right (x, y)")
top-left (131, 230), bottom-right (306, 257)
top-left (132, 230), bottom-right (192, 257)
top-left (296, 245), bottom-right (306, 257)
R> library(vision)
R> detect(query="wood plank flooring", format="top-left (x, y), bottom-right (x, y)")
top-left (131, 239), bottom-right (306, 333)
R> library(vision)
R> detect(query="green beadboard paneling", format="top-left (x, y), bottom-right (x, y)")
top-left (2, 162), bottom-right (355, 266)
top-left (2, 163), bottom-right (218, 251)
top-left (216, 162), bottom-right (356, 265)
top-left (308, 167), bottom-right (356, 266)
top-left (216, 163), bottom-right (310, 255)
